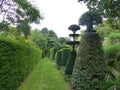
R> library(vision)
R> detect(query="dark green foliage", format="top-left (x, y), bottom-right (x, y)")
top-left (68, 24), bottom-right (80, 33)
top-left (79, 11), bottom-right (102, 32)
top-left (65, 50), bottom-right (76, 75)
top-left (100, 76), bottom-right (120, 90)
top-left (78, 0), bottom-right (120, 28)
top-left (104, 44), bottom-right (120, 67)
top-left (61, 48), bottom-right (70, 66)
top-left (0, 37), bottom-right (42, 90)
top-left (56, 50), bottom-right (62, 66)
top-left (49, 48), bottom-right (55, 60)
top-left (72, 32), bottom-right (107, 90)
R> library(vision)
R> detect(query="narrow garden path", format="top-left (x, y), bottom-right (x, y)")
top-left (18, 57), bottom-right (70, 90)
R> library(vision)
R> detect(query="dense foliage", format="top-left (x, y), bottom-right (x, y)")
top-left (78, 0), bottom-right (120, 28)
top-left (0, 0), bottom-right (42, 38)
top-left (72, 33), bottom-right (106, 90)
top-left (49, 47), bottom-right (55, 60)
top-left (56, 50), bottom-right (62, 66)
top-left (65, 50), bottom-right (76, 75)
top-left (0, 37), bottom-right (42, 90)
top-left (61, 48), bottom-right (71, 66)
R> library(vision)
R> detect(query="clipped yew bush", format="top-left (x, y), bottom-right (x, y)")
top-left (49, 47), bottom-right (55, 60)
top-left (56, 50), bottom-right (62, 66)
top-left (0, 37), bottom-right (42, 90)
top-left (65, 50), bottom-right (76, 75)
top-left (72, 32), bottom-right (107, 90)
top-left (61, 48), bottom-right (70, 66)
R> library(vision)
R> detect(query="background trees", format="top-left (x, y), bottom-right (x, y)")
top-left (0, 0), bottom-right (42, 38)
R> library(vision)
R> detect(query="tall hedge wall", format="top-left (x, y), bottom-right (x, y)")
top-left (72, 32), bottom-right (107, 90)
top-left (0, 38), bottom-right (42, 90)
top-left (61, 48), bottom-right (70, 66)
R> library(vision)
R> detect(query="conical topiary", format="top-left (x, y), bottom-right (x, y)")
top-left (65, 50), bottom-right (76, 75)
top-left (72, 32), bottom-right (107, 90)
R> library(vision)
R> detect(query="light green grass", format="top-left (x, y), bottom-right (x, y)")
top-left (18, 57), bottom-right (70, 90)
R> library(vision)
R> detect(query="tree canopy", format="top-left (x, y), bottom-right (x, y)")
top-left (0, 0), bottom-right (43, 38)
top-left (78, 0), bottom-right (120, 28)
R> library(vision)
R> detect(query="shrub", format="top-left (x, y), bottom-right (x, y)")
top-left (72, 32), bottom-right (107, 90)
top-left (65, 50), bottom-right (76, 75)
top-left (61, 48), bottom-right (70, 66)
top-left (100, 76), bottom-right (120, 90)
top-left (104, 44), bottom-right (120, 69)
top-left (108, 33), bottom-right (120, 44)
top-left (56, 50), bottom-right (62, 66)
top-left (0, 37), bottom-right (42, 90)
top-left (49, 47), bottom-right (55, 60)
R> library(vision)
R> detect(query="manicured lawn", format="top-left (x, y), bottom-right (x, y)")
top-left (18, 57), bottom-right (70, 90)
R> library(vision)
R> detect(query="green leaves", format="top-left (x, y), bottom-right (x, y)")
top-left (17, 20), bottom-right (31, 38)
top-left (0, 37), bottom-right (42, 90)
top-left (78, 0), bottom-right (120, 28)
top-left (72, 33), bottom-right (107, 90)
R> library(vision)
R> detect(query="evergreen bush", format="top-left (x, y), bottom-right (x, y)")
top-left (61, 48), bottom-right (70, 66)
top-left (0, 37), bottom-right (42, 90)
top-left (65, 50), bottom-right (76, 75)
top-left (72, 32), bottom-right (107, 90)
top-left (56, 50), bottom-right (62, 66)
top-left (49, 47), bottom-right (55, 60)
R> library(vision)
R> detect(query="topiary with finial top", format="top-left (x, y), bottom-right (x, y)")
top-left (72, 11), bottom-right (107, 90)
top-left (65, 24), bottom-right (80, 75)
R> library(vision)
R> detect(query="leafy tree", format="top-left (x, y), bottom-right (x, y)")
top-left (78, 0), bottom-right (120, 28)
top-left (17, 20), bottom-right (31, 38)
top-left (58, 37), bottom-right (66, 44)
top-left (0, 0), bottom-right (42, 37)
top-left (30, 29), bottom-right (47, 53)
top-left (41, 27), bottom-right (48, 36)
top-left (30, 28), bottom-right (61, 55)
top-left (47, 30), bottom-right (59, 49)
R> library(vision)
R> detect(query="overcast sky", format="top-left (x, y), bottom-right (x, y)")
top-left (30, 0), bottom-right (88, 37)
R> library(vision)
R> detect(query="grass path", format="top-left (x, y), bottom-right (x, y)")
top-left (18, 57), bottom-right (70, 90)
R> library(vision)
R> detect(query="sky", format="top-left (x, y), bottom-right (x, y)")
top-left (30, 0), bottom-right (88, 37)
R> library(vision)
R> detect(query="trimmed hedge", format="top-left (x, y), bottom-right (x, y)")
top-left (56, 50), bottom-right (62, 66)
top-left (0, 37), bottom-right (42, 90)
top-left (65, 50), bottom-right (76, 75)
top-left (61, 48), bottom-right (70, 66)
top-left (49, 47), bottom-right (55, 60)
top-left (72, 32), bottom-right (107, 90)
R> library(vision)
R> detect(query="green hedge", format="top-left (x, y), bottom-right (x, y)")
top-left (65, 50), bottom-right (76, 75)
top-left (49, 47), bottom-right (55, 60)
top-left (61, 48), bottom-right (70, 66)
top-left (72, 32), bottom-right (107, 90)
top-left (0, 37), bottom-right (42, 90)
top-left (56, 50), bottom-right (62, 66)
